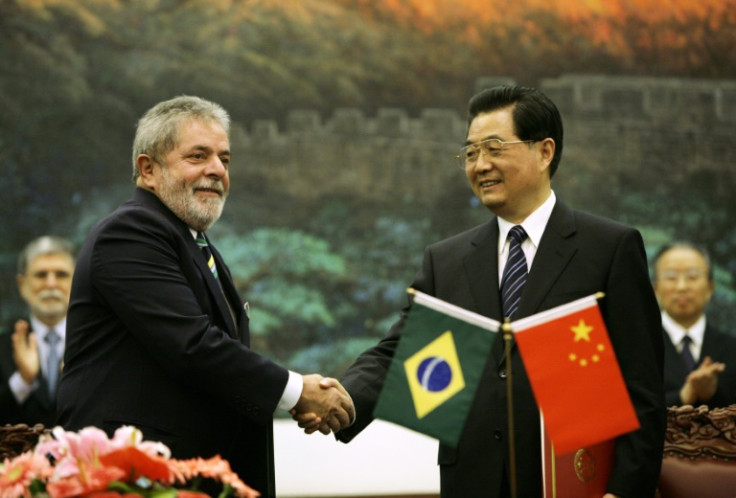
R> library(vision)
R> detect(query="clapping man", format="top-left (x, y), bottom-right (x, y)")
top-left (0, 236), bottom-right (75, 427)
top-left (653, 242), bottom-right (736, 407)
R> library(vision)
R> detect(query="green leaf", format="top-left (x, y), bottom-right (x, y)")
top-left (217, 483), bottom-right (235, 498)
top-left (148, 488), bottom-right (178, 498)
top-left (107, 481), bottom-right (137, 492)
top-left (28, 478), bottom-right (46, 494)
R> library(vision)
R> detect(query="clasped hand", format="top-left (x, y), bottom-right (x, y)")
top-left (291, 375), bottom-right (354, 435)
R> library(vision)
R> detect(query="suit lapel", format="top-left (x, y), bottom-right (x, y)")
top-left (464, 221), bottom-right (503, 320)
top-left (517, 201), bottom-right (578, 318)
top-left (462, 202), bottom-right (580, 323)
top-left (188, 235), bottom-right (239, 338)
top-left (463, 221), bottom-right (506, 366)
top-left (699, 324), bottom-right (719, 364)
top-left (487, 201), bottom-right (578, 366)
top-left (210, 243), bottom-right (247, 343)
top-left (663, 329), bottom-right (689, 375)
top-left (133, 189), bottom-right (241, 339)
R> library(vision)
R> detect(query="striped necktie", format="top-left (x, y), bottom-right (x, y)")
top-left (196, 232), bottom-right (219, 279)
top-left (44, 328), bottom-right (61, 398)
top-left (501, 225), bottom-right (529, 319)
top-left (196, 232), bottom-right (238, 331)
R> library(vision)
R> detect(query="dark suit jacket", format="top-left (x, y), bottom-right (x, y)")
top-left (664, 323), bottom-right (736, 408)
top-left (338, 200), bottom-right (666, 498)
top-left (56, 188), bottom-right (288, 497)
top-left (0, 326), bottom-right (57, 427)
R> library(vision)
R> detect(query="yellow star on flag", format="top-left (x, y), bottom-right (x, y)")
top-left (571, 319), bottom-right (594, 342)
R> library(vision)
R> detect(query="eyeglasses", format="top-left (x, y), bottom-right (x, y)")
top-left (455, 138), bottom-right (537, 169)
top-left (659, 270), bottom-right (708, 284)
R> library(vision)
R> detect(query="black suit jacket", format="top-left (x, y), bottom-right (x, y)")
top-left (56, 188), bottom-right (288, 497)
top-left (338, 200), bottom-right (666, 497)
top-left (0, 325), bottom-right (57, 427)
top-left (663, 322), bottom-right (736, 408)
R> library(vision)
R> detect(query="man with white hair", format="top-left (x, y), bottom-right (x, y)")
top-left (0, 236), bottom-right (75, 426)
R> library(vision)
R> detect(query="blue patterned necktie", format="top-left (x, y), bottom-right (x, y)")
top-left (501, 225), bottom-right (529, 319)
top-left (681, 335), bottom-right (696, 372)
top-left (44, 328), bottom-right (61, 398)
top-left (196, 232), bottom-right (219, 279)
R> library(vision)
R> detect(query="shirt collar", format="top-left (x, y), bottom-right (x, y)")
top-left (661, 311), bottom-right (706, 346)
top-left (30, 316), bottom-right (66, 341)
top-left (498, 190), bottom-right (556, 255)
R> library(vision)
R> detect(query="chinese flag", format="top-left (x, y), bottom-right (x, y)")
top-left (513, 294), bottom-right (639, 455)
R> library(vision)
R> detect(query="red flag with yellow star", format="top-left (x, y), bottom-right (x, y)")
top-left (512, 294), bottom-right (639, 455)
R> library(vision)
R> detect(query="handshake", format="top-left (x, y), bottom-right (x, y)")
top-left (291, 374), bottom-right (355, 436)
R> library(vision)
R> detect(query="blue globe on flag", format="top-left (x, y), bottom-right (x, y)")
top-left (417, 356), bottom-right (452, 392)
top-left (402, 330), bottom-right (467, 418)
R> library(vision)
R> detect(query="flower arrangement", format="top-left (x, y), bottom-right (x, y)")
top-left (0, 426), bottom-right (259, 498)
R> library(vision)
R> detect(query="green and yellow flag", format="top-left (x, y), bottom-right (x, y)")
top-left (373, 289), bottom-right (499, 447)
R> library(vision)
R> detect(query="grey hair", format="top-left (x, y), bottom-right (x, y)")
top-left (17, 236), bottom-right (76, 275)
top-left (131, 95), bottom-right (230, 181)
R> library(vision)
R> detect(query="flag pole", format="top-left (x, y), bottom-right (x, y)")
top-left (503, 317), bottom-right (517, 498)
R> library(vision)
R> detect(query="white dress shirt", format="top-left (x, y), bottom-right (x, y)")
top-left (497, 190), bottom-right (557, 284)
top-left (661, 311), bottom-right (706, 364)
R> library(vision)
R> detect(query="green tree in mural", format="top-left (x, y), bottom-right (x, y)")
top-left (212, 226), bottom-right (356, 363)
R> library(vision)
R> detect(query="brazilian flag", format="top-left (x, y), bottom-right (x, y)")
top-left (373, 290), bottom-right (499, 447)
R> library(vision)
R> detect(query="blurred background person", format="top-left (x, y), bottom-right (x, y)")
top-left (653, 241), bottom-right (736, 407)
top-left (0, 236), bottom-right (75, 426)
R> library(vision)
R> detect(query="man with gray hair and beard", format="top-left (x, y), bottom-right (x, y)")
top-left (0, 236), bottom-right (75, 427)
top-left (57, 96), bottom-right (353, 497)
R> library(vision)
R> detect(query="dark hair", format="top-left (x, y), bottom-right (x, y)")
top-left (467, 85), bottom-right (564, 177)
top-left (652, 241), bottom-right (713, 282)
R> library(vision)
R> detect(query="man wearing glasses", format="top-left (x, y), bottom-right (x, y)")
top-left (653, 242), bottom-right (736, 408)
top-left (315, 86), bottom-right (665, 497)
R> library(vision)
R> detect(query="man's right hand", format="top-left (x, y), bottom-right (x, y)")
top-left (291, 374), bottom-right (355, 435)
top-left (11, 319), bottom-right (40, 384)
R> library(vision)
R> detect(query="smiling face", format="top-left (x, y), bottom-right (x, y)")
top-left (465, 107), bottom-right (555, 223)
top-left (138, 118), bottom-right (231, 232)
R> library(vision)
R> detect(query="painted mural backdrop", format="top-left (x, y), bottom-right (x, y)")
top-left (2, 0), bottom-right (734, 386)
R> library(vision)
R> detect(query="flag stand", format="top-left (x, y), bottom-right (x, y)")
top-left (503, 318), bottom-right (517, 498)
